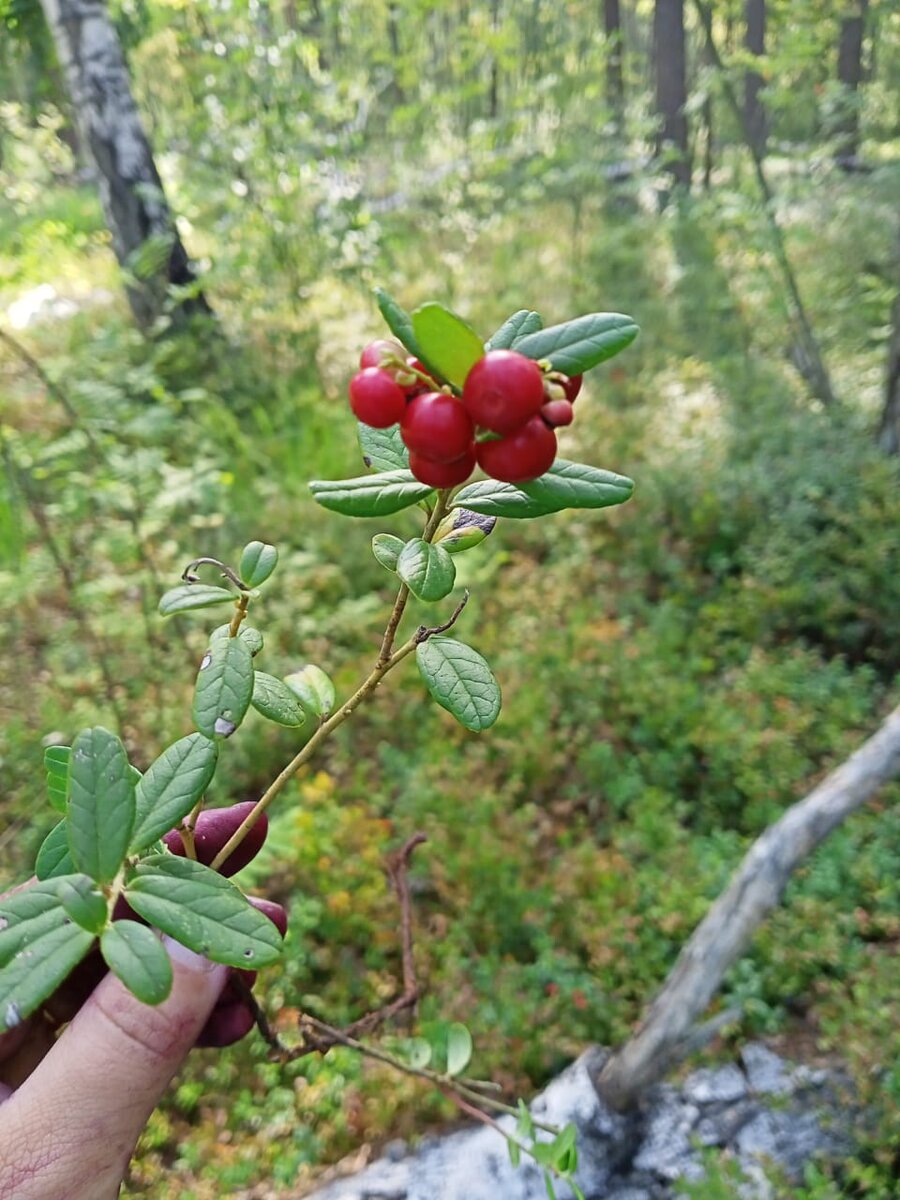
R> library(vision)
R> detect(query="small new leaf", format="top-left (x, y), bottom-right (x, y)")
top-left (310, 470), bottom-right (434, 518)
top-left (131, 734), bottom-right (219, 852)
top-left (251, 672), bottom-right (306, 727)
top-left (284, 665), bottom-right (335, 718)
top-left (397, 538), bottom-right (457, 602)
top-left (210, 624), bottom-right (264, 655)
top-left (416, 638), bottom-right (501, 732)
top-left (372, 533), bottom-right (405, 572)
top-left (67, 727), bottom-right (136, 885)
top-left (158, 584), bottom-right (235, 616)
top-left (406, 1038), bottom-right (432, 1070)
top-left (486, 309), bottom-right (542, 350)
top-left (192, 637), bottom-right (254, 739)
top-left (101, 921), bottom-right (173, 1005)
top-left (239, 541), bottom-right (278, 587)
top-left (446, 1022), bottom-right (473, 1076)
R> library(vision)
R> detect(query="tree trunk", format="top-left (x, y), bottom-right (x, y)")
top-left (654, 0), bottom-right (691, 188)
top-left (743, 0), bottom-right (766, 157)
top-left (39, 0), bottom-right (209, 330)
top-left (835, 0), bottom-right (868, 167)
top-left (593, 705), bottom-right (900, 1111)
top-left (604, 0), bottom-right (625, 131)
top-left (878, 290), bottom-right (900, 454)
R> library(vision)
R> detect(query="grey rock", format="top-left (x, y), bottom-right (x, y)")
top-left (683, 1064), bottom-right (748, 1105)
top-left (632, 1097), bottom-right (700, 1180)
top-left (695, 1100), bottom-right (758, 1146)
top-left (741, 1043), bottom-right (793, 1096)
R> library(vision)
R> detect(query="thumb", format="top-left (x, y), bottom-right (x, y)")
top-left (0, 939), bottom-right (227, 1200)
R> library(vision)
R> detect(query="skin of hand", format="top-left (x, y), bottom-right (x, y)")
top-left (0, 937), bottom-right (228, 1200)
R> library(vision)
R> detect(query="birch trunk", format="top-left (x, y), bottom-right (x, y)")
top-left (38, 0), bottom-right (209, 329)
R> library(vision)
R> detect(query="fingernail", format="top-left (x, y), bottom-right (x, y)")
top-left (162, 936), bottom-right (220, 973)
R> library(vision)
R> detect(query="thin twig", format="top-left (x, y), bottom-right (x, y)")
top-left (386, 833), bottom-right (427, 999)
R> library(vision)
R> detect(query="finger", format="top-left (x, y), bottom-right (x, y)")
top-left (0, 939), bottom-right (227, 1200)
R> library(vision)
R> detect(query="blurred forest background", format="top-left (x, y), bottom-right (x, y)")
top-left (0, 1), bottom-right (898, 1196)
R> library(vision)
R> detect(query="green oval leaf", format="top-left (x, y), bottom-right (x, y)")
top-left (158, 583), bottom-right (236, 616)
top-left (487, 309), bottom-right (542, 350)
top-left (0, 878), bottom-right (74, 966)
top-left (44, 745), bottom-right (70, 813)
top-left (406, 1037), bottom-right (433, 1070)
top-left (101, 921), bottom-right (173, 1005)
top-left (519, 459), bottom-right (635, 511)
top-left (239, 541), bottom-right (278, 587)
top-left (375, 286), bottom-right (424, 359)
top-left (416, 637), bottom-right (501, 732)
top-left (372, 533), bottom-right (405, 572)
top-left (58, 875), bottom-right (108, 935)
top-left (131, 733), bottom-right (220, 853)
top-left (67, 727), bottom-right (136, 885)
top-left (446, 1022), bottom-right (473, 1076)
top-left (251, 671), bottom-right (307, 727)
top-left (35, 819), bottom-right (75, 880)
top-left (513, 312), bottom-right (639, 375)
top-left (452, 479), bottom-right (554, 520)
top-left (210, 624), bottom-right (264, 656)
top-left (397, 538), bottom-right (457, 602)
top-left (125, 855), bottom-right (284, 969)
top-left (310, 469), bottom-right (434, 518)
top-left (284, 665), bottom-right (335, 718)
top-left (359, 422), bottom-right (410, 472)
top-left (192, 638), bottom-right (254, 739)
top-left (411, 302), bottom-right (485, 389)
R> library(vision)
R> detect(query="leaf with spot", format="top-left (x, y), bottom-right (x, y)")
top-left (416, 638), bottom-right (501, 732)
top-left (130, 734), bottom-right (219, 853)
top-left (124, 855), bottom-right (283, 969)
top-left (251, 672), bottom-right (306, 727)
top-left (486, 309), bottom-right (542, 350)
top-left (101, 921), bottom-right (173, 1005)
top-left (513, 312), bottom-right (639, 375)
top-left (397, 538), bottom-right (457, 602)
top-left (67, 727), bottom-right (136, 884)
top-left (192, 637), bottom-right (254, 739)
top-left (359, 422), bottom-right (409, 472)
top-left (158, 583), bottom-right (236, 616)
top-left (310, 469), bottom-right (434, 518)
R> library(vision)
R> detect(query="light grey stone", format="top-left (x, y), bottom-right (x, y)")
top-left (741, 1043), bottom-right (793, 1096)
top-left (683, 1064), bottom-right (748, 1105)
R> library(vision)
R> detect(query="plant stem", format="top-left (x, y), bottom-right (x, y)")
top-left (210, 489), bottom-right (453, 872)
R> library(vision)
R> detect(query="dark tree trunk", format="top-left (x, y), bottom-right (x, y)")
top-left (604, 0), bottom-right (625, 130)
top-left (38, 0), bottom-right (209, 330)
top-left (654, 0), bottom-right (691, 188)
top-left (743, 0), bottom-right (766, 157)
top-left (835, 0), bottom-right (869, 167)
top-left (878, 290), bottom-right (900, 454)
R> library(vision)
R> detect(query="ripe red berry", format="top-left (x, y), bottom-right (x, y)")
top-left (408, 447), bottom-right (476, 488)
top-left (359, 338), bottom-right (405, 370)
top-left (349, 368), bottom-right (407, 428)
top-left (561, 374), bottom-right (583, 402)
top-left (476, 417), bottom-right (557, 483)
top-left (401, 391), bottom-right (474, 463)
top-left (541, 399), bottom-right (574, 428)
top-left (462, 350), bottom-right (545, 435)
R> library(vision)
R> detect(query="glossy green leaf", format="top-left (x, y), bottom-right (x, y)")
top-left (284, 665), bottom-right (335, 718)
top-left (239, 541), bottom-right (278, 587)
top-left (411, 303), bottom-right (484, 389)
top-left (375, 286), bottom-right (424, 359)
top-left (158, 583), bottom-right (236, 616)
top-left (513, 312), bottom-right (639, 375)
top-left (192, 637), bottom-right (254, 739)
top-left (44, 745), bottom-right (70, 813)
top-left (131, 733), bottom-right (219, 852)
top-left (0, 879), bottom-right (73, 966)
top-left (519, 459), bottom-right (634, 511)
top-left (452, 478), bottom-right (554, 520)
top-left (101, 921), bottom-right (173, 1005)
top-left (372, 533), bottom-right (405, 572)
top-left (397, 538), bottom-right (457, 602)
top-left (210, 624), bottom-right (264, 656)
top-left (309, 469), bottom-right (434, 518)
top-left (35, 819), bottom-right (75, 880)
top-left (125, 855), bottom-right (283, 969)
top-left (67, 727), bottom-right (136, 884)
top-left (251, 672), bottom-right (306, 726)
top-left (359, 421), bottom-right (409, 471)
top-left (0, 909), bottom-right (94, 1033)
top-left (58, 875), bottom-right (108, 935)
top-left (487, 309), bottom-right (542, 349)
top-left (416, 637), bottom-right (501, 732)
top-left (446, 1022), bottom-right (473, 1076)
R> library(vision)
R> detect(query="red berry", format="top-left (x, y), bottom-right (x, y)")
top-left (561, 374), bottom-right (583, 402)
top-left (401, 392), bottom-right (474, 463)
top-left (462, 350), bottom-right (545, 435)
top-left (163, 801), bottom-right (268, 878)
top-left (476, 417), bottom-right (557, 483)
top-left (359, 339), bottom-right (404, 370)
top-left (541, 399), bottom-right (574, 428)
top-left (349, 368), bottom-right (407, 428)
top-left (408, 447), bottom-right (476, 488)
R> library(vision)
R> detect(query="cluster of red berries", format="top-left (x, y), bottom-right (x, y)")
top-left (348, 339), bottom-right (582, 486)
